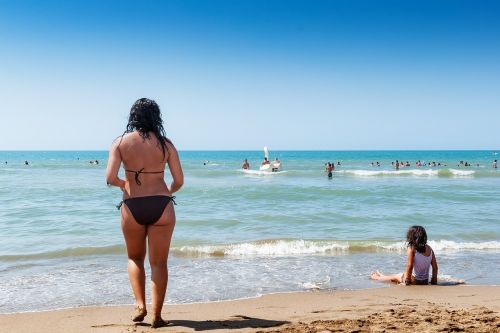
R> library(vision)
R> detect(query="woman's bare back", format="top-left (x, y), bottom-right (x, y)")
top-left (119, 132), bottom-right (171, 198)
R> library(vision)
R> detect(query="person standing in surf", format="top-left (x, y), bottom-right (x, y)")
top-left (327, 162), bottom-right (334, 179)
top-left (106, 98), bottom-right (184, 328)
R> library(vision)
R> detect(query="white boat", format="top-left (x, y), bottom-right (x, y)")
top-left (259, 146), bottom-right (282, 172)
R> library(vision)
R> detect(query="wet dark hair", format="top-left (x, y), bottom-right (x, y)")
top-left (406, 225), bottom-right (427, 253)
top-left (124, 98), bottom-right (172, 158)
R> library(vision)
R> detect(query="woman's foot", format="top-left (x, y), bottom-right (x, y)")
top-left (151, 317), bottom-right (169, 328)
top-left (370, 271), bottom-right (382, 280)
top-left (132, 305), bottom-right (147, 322)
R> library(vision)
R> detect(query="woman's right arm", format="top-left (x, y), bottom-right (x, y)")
top-left (106, 139), bottom-right (126, 190)
top-left (167, 143), bottom-right (184, 193)
top-left (430, 248), bottom-right (438, 285)
top-left (404, 246), bottom-right (415, 285)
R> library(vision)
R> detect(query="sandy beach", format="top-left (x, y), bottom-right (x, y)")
top-left (1, 285), bottom-right (499, 333)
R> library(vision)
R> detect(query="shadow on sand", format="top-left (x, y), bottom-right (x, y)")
top-left (168, 315), bottom-right (289, 331)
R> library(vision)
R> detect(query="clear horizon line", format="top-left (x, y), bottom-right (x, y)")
top-left (0, 148), bottom-right (498, 152)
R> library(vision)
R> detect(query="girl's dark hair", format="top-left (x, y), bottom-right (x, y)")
top-left (406, 225), bottom-right (428, 253)
top-left (124, 98), bottom-right (172, 158)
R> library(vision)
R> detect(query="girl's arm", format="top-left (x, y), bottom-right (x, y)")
top-left (404, 246), bottom-right (415, 285)
top-left (105, 139), bottom-right (126, 190)
top-left (430, 248), bottom-right (438, 285)
top-left (166, 143), bottom-right (184, 194)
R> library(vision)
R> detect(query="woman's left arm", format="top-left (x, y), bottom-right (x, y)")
top-left (106, 139), bottom-right (126, 190)
top-left (166, 143), bottom-right (184, 193)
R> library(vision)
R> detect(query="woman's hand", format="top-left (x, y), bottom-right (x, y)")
top-left (120, 180), bottom-right (130, 195)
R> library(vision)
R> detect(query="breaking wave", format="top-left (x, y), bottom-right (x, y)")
top-left (336, 168), bottom-right (496, 177)
top-left (171, 239), bottom-right (500, 258)
top-left (3, 240), bottom-right (499, 262)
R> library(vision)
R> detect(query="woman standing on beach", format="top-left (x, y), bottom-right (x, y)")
top-left (106, 98), bottom-right (183, 328)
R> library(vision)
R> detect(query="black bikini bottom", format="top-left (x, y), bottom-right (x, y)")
top-left (119, 195), bottom-right (176, 225)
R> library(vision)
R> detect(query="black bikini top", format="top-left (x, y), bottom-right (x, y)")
top-left (117, 143), bottom-right (164, 186)
top-left (125, 168), bottom-right (164, 186)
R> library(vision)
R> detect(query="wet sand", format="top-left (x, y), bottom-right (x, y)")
top-left (0, 286), bottom-right (499, 333)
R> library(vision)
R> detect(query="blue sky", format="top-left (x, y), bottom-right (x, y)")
top-left (0, 0), bottom-right (499, 150)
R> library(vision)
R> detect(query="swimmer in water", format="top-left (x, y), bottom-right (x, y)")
top-left (494, 160), bottom-right (497, 169)
top-left (24, 160), bottom-right (29, 166)
top-left (242, 159), bottom-right (250, 170)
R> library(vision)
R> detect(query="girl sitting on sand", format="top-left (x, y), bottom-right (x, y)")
top-left (371, 225), bottom-right (438, 285)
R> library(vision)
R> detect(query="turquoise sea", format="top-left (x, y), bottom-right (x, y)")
top-left (0, 150), bottom-right (499, 313)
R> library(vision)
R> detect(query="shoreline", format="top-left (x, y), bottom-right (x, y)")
top-left (1, 285), bottom-right (499, 332)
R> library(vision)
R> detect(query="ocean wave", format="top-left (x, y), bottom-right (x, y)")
top-left (173, 239), bottom-right (348, 257)
top-left (3, 240), bottom-right (499, 262)
top-left (171, 239), bottom-right (500, 257)
top-left (339, 169), bottom-right (438, 177)
top-left (336, 168), bottom-right (492, 177)
top-left (0, 245), bottom-right (124, 262)
top-left (428, 240), bottom-right (500, 251)
top-left (443, 169), bottom-right (475, 176)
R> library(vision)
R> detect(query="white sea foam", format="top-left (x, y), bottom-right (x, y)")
top-left (448, 169), bottom-right (475, 176)
top-left (339, 168), bottom-right (482, 177)
top-left (300, 276), bottom-right (331, 290)
top-left (299, 282), bottom-right (323, 290)
top-left (339, 169), bottom-right (438, 177)
top-left (428, 240), bottom-right (500, 251)
top-left (176, 240), bottom-right (349, 257)
top-left (173, 239), bottom-right (500, 257)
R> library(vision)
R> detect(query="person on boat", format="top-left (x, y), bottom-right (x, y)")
top-left (261, 157), bottom-right (270, 166)
top-left (242, 159), bottom-right (250, 169)
top-left (272, 158), bottom-right (280, 172)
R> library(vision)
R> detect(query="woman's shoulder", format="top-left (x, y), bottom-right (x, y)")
top-left (111, 132), bottom-right (134, 145)
top-left (164, 138), bottom-right (176, 151)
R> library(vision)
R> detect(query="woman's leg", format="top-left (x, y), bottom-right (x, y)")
top-left (147, 203), bottom-right (176, 321)
top-left (370, 271), bottom-right (403, 283)
top-left (121, 205), bottom-right (148, 311)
